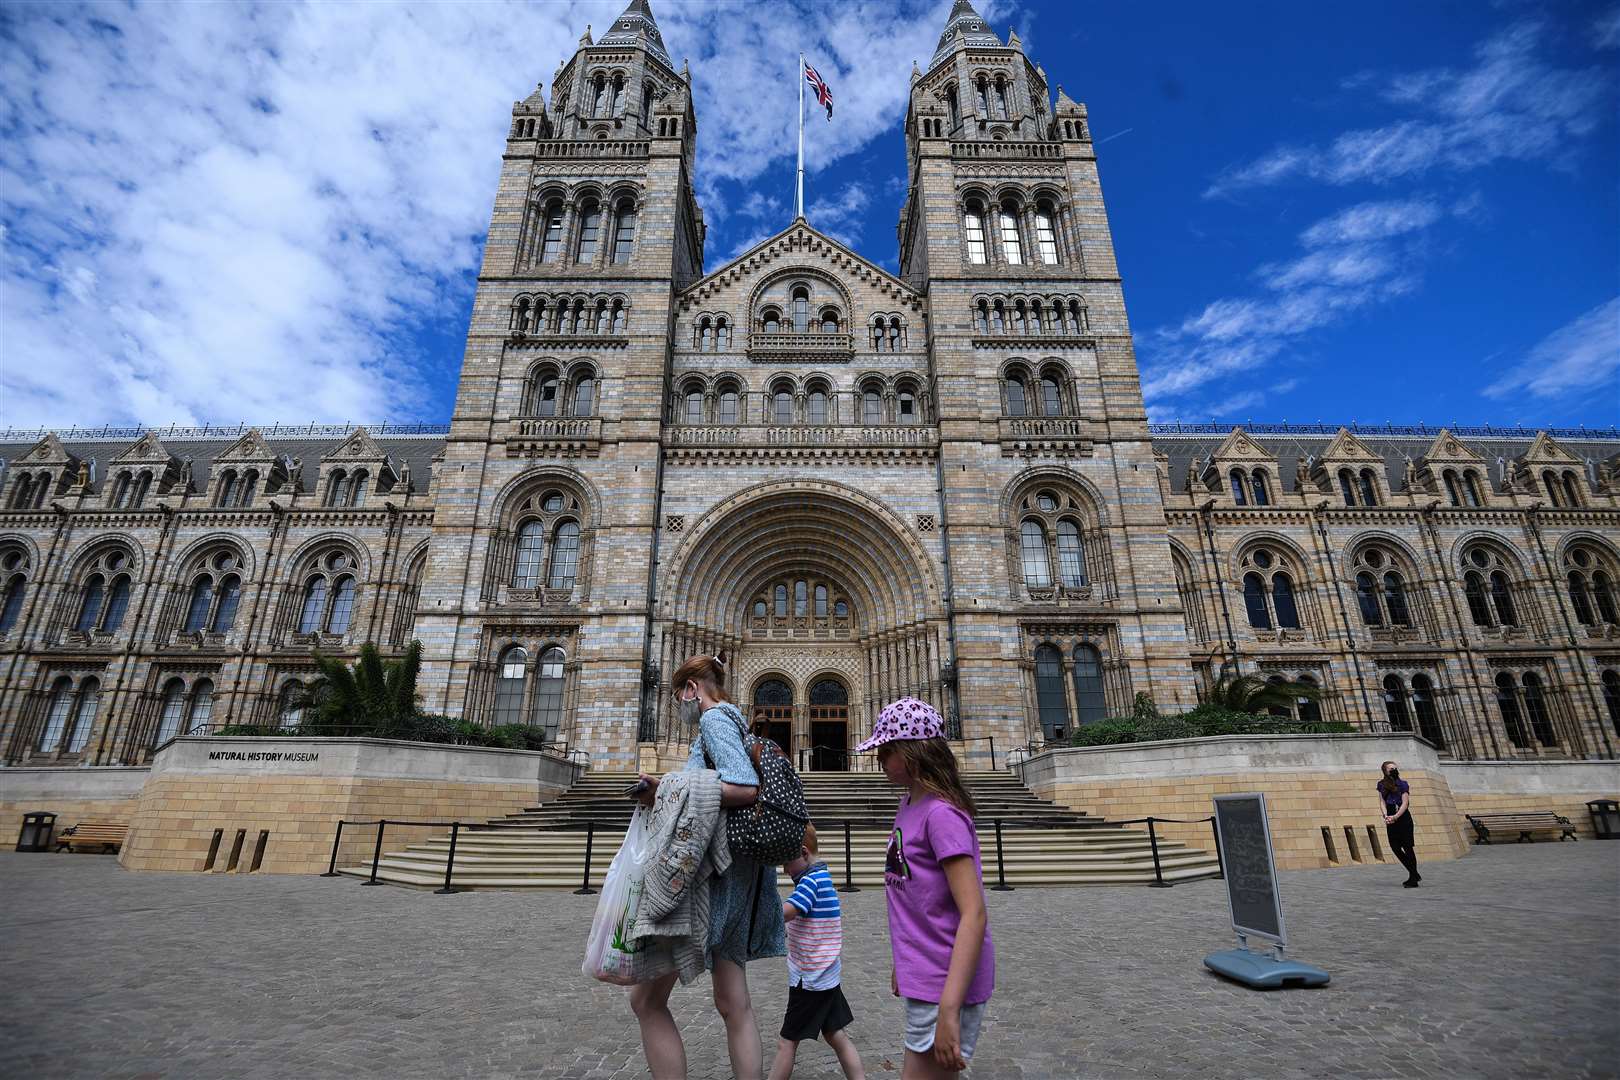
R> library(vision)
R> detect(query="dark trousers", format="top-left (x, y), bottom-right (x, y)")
top-left (1386, 812), bottom-right (1419, 880)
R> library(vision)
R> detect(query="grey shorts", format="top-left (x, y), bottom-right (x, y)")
top-left (903, 999), bottom-right (987, 1059)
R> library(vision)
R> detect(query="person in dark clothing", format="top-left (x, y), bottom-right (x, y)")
top-left (1377, 760), bottom-right (1422, 887)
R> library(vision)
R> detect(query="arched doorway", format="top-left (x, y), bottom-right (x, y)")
top-left (752, 678), bottom-right (793, 756)
top-left (808, 677), bottom-right (850, 770)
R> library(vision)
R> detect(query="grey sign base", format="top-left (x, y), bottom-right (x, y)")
top-left (1204, 948), bottom-right (1331, 989)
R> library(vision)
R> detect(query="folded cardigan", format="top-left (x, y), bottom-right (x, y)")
top-left (626, 768), bottom-right (731, 984)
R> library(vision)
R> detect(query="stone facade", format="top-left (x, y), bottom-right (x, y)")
top-left (2, 0), bottom-right (1617, 775)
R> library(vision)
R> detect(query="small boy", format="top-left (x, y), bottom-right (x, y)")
top-left (771, 823), bottom-right (865, 1080)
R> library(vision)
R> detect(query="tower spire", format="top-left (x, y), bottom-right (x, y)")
top-left (928, 0), bottom-right (1001, 71)
top-left (598, 0), bottom-right (674, 69)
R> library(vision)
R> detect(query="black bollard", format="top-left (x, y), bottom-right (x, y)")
top-left (436, 822), bottom-right (461, 895)
top-left (362, 820), bottom-right (387, 885)
top-left (840, 820), bottom-right (860, 893)
top-left (574, 821), bottom-right (597, 895)
top-left (321, 819), bottom-right (345, 877)
top-left (990, 819), bottom-right (1013, 891)
top-left (1147, 817), bottom-right (1171, 888)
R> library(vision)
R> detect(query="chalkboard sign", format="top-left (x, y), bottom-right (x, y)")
top-left (1213, 793), bottom-right (1285, 945)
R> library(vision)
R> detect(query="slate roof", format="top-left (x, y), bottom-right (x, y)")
top-left (598, 0), bottom-right (674, 70)
top-left (930, 0), bottom-right (1004, 71)
top-left (1151, 426), bottom-right (1620, 493)
top-left (0, 425), bottom-right (446, 495)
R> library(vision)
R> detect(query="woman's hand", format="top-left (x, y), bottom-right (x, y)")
top-left (636, 773), bottom-right (660, 808)
top-left (932, 1007), bottom-right (967, 1072)
top-left (1383, 814), bottom-right (1393, 825)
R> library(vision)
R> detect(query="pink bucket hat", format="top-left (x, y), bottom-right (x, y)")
top-left (856, 697), bottom-right (944, 753)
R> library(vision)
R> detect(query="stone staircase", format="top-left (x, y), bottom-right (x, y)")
top-left (337, 771), bottom-right (1221, 890)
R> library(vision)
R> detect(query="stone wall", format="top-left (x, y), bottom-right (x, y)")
top-left (1441, 759), bottom-right (1620, 839)
top-left (117, 736), bottom-right (582, 875)
top-left (0, 765), bottom-right (149, 847)
top-left (1016, 733), bottom-right (1472, 870)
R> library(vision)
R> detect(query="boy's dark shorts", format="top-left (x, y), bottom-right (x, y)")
top-left (780, 984), bottom-right (854, 1042)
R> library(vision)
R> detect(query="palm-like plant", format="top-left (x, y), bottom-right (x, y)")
top-left (1202, 673), bottom-right (1322, 715)
top-left (297, 640), bottom-right (423, 735)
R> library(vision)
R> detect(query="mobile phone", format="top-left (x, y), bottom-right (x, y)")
top-left (623, 779), bottom-right (650, 798)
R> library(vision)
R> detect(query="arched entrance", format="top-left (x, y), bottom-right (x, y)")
top-left (808, 676), bottom-right (850, 770)
top-left (751, 677), bottom-right (793, 756)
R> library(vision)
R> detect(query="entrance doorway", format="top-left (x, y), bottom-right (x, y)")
top-left (807, 677), bottom-right (849, 771)
top-left (751, 678), bottom-right (793, 757)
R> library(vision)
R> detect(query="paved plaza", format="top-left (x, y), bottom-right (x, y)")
top-left (2, 842), bottom-right (1616, 1080)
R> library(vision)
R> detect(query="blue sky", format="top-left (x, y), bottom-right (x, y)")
top-left (2, 0), bottom-right (1615, 431)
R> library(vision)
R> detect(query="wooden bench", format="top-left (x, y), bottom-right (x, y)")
top-left (55, 822), bottom-right (129, 854)
top-left (1465, 812), bottom-right (1577, 845)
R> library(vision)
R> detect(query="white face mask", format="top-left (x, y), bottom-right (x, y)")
top-left (678, 691), bottom-right (703, 731)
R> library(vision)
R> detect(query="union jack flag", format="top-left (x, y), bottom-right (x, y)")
top-left (805, 62), bottom-right (833, 121)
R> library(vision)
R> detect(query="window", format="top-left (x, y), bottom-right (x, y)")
top-left (538, 200), bottom-right (564, 263)
top-left (184, 577), bottom-right (215, 632)
top-left (795, 579), bottom-right (808, 617)
top-left (187, 679), bottom-right (215, 733)
top-left (821, 308), bottom-right (839, 334)
top-left (1384, 572), bottom-right (1410, 626)
top-left (964, 202), bottom-right (987, 264)
top-left (815, 584), bottom-right (828, 617)
top-left (683, 387), bottom-right (704, 424)
top-left (611, 200), bottom-right (636, 263)
top-left (946, 87), bottom-right (959, 129)
top-left (327, 577), bottom-right (356, 634)
top-left (1338, 469), bottom-right (1357, 506)
top-left (1243, 572), bottom-right (1270, 629)
top-left (1521, 673), bottom-right (1555, 746)
top-left (1495, 673), bottom-right (1529, 748)
top-left (1543, 470), bottom-right (1562, 506)
top-left (298, 576), bottom-right (328, 633)
top-left (534, 373), bottom-right (559, 417)
top-left (571, 375), bottom-right (595, 416)
top-left (808, 389), bottom-right (828, 425)
top-left (1382, 675), bottom-right (1412, 731)
top-left (773, 387), bottom-right (793, 424)
top-left (1489, 570), bottom-right (1516, 626)
top-left (1359, 469), bottom-right (1379, 506)
top-left (325, 470), bottom-right (348, 507)
top-left (1569, 570), bottom-right (1595, 624)
top-left (1595, 571), bottom-right (1619, 624)
top-left (1602, 670), bottom-right (1620, 735)
top-left (1464, 471), bottom-right (1483, 506)
top-left (594, 300), bottom-right (610, 335)
top-left (37, 677), bottom-right (75, 752)
top-left (1035, 203), bottom-right (1059, 264)
top-left (1295, 675), bottom-right (1324, 724)
top-left (1041, 376), bottom-right (1062, 416)
top-left (791, 288), bottom-right (809, 333)
top-left (718, 387), bottom-right (739, 424)
top-left (348, 469), bottom-right (368, 506)
top-left (976, 77), bottom-right (989, 115)
top-left (888, 318), bottom-right (902, 350)
top-left (533, 647), bottom-right (566, 738)
top-left (993, 77), bottom-right (1009, 119)
top-left (1055, 520), bottom-right (1086, 588)
top-left (1071, 645), bottom-right (1105, 726)
top-left (698, 318), bottom-right (712, 351)
top-left (512, 520), bottom-right (545, 589)
top-left (763, 308), bottom-right (781, 333)
top-left (548, 521), bottom-right (580, 589)
top-left (1034, 644), bottom-right (1067, 740)
top-left (1463, 571), bottom-right (1492, 626)
top-left (593, 74), bottom-right (608, 115)
top-left (1006, 376), bottom-right (1028, 417)
top-left (998, 200), bottom-right (1023, 264)
top-left (1251, 470), bottom-right (1270, 506)
top-left (1563, 472), bottom-right (1582, 508)
top-left (1230, 469), bottom-right (1248, 506)
top-left (1271, 573), bottom-right (1300, 629)
top-left (157, 679), bottom-right (187, 744)
top-left (65, 677), bottom-right (99, 753)
top-left (1010, 302), bottom-right (1025, 335)
top-left (1443, 470), bottom-right (1463, 506)
top-left (101, 576), bottom-right (130, 633)
top-left (75, 576), bottom-right (104, 633)
top-left (1020, 520), bottom-right (1052, 587)
top-left (775, 584), bottom-right (788, 617)
top-left (576, 203), bottom-right (600, 262)
top-left (898, 389), bottom-right (917, 424)
top-left (1410, 674), bottom-right (1443, 747)
top-left (862, 387), bottom-right (882, 425)
top-left (493, 646), bottom-right (527, 726)
top-left (990, 301), bottom-right (1005, 333)
top-left (1356, 572), bottom-right (1381, 626)
top-left (0, 573), bottom-right (26, 632)
top-left (218, 470), bottom-right (238, 507)
top-left (613, 301), bottom-right (628, 334)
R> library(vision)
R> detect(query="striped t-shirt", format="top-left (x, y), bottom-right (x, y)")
top-left (785, 862), bottom-right (842, 990)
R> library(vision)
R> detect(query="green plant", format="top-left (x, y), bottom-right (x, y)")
top-left (1066, 718), bottom-right (1142, 747)
top-left (1201, 673), bottom-right (1323, 716)
top-left (293, 640), bottom-right (423, 736)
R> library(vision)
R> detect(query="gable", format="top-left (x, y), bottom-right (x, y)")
top-left (214, 428), bottom-right (277, 463)
top-left (10, 433), bottom-right (73, 466)
top-left (677, 220), bottom-right (923, 318)
top-left (1519, 431), bottom-right (1581, 464)
top-left (112, 431), bottom-right (176, 464)
top-left (321, 426), bottom-right (386, 463)
top-left (1319, 428), bottom-right (1381, 462)
top-left (1210, 428), bottom-right (1275, 463)
top-left (1419, 429), bottom-right (1485, 465)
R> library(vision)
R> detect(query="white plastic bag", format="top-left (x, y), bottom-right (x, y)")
top-left (582, 806), bottom-right (677, 985)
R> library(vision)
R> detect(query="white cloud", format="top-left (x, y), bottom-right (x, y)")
top-left (0, 0), bottom-right (981, 429)
top-left (1595, 6), bottom-right (1620, 49)
top-left (807, 181), bottom-right (872, 247)
top-left (1298, 197), bottom-right (1443, 247)
top-left (1206, 23), bottom-right (1610, 196)
top-left (1482, 298), bottom-right (1620, 402)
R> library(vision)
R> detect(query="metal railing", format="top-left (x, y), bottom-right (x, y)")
top-left (1147, 421), bottom-right (1619, 441)
top-left (0, 421), bottom-right (451, 443)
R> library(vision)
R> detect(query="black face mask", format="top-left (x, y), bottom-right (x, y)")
top-left (1386, 768), bottom-right (1400, 781)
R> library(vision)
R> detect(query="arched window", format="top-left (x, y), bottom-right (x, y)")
top-left (212, 575), bottom-right (241, 632)
top-left (975, 76), bottom-right (990, 115)
top-left (998, 200), bottom-right (1023, 264)
top-left (1410, 674), bottom-right (1442, 747)
top-left (1463, 571), bottom-right (1492, 626)
top-left (1382, 675), bottom-right (1412, 732)
top-left (612, 300), bottom-right (628, 334)
top-left (713, 315), bottom-right (727, 347)
top-left (298, 576), bottom-right (328, 633)
top-left (156, 678), bottom-right (187, 744)
top-left (794, 579), bottom-right (808, 617)
top-left (718, 385), bottom-right (739, 425)
top-left (1464, 471), bottom-right (1483, 506)
top-left (326, 469), bottom-right (349, 507)
top-left (112, 472), bottom-right (132, 508)
top-left (1489, 570), bottom-right (1516, 626)
top-left (184, 576), bottom-right (215, 632)
top-left (775, 583), bottom-right (788, 618)
top-left (990, 300), bottom-right (1005, 333)
top-left (610, 74), bottom-right (623, 115)
top-left (1010, 301), bottom-right (1025, 335)
top-left (683, 385), bottom-right (704, 424)
top-left (808, 388), bottom-right (829, 425)
top-left (533, 646), bottom-right (566, 738)
top-left (993, 76), bottom-right (1009, 118)
top-left (1495, 673), bottom-right (1528, 748)
top-left (1384, 572), bottom-right (1411, 626)
top-left (1562, 472), bottom-right (1582, 508)
top-left (1011, 519), bottom-right (1051, 589)
top-left (1338, 469), bottom-right (1357, 506)
top-left (611, 199), bottom-right (637, 264)
top-left (533, 372), bottom-right (559, 417)
top-left (275, 681), bottom-right (305, 729)
top-left (1006, 375), bottom-right (1028, 417)
top-left (348, 469), bottom-right (368, 506)
top-left (593, 73), bottom-right (608, 115)
top-left (187, 679), bottom-right (215, 734)
top-left (1055, 520), bottom-right (1086, 588)
top-left (946, 87), bottom-right (959, 129)
top-left (1251, 470), bottom-right (1270, 506)
top-left (512, 520), bottom-right (546, 590)
top-left (773, 385), bottom-right (793, 424)
top-left (762, 308), bottom-right (781, 333)
top-left (493, 645), bottom-right (527, 726)
top-left (32, 473), bottom-right (49, 509)
top-left (1602, 670), bottom-right (1620, 734)
top-left (1542, 469), bottom-right (1562, 506)
top-left (75, 575), bottom-right (105, 633)
top-left (576, 201), bottom-right (600, 262)
top-left (38, 676), bottom-right (75, 752)
top-left (1071, 644), bottom-right (1105, 726)
top-left (862, 386), bottom-right (883, 425)
top-left (64, 677), bottom-right (100, 753)
top-left (0, 573), bottom-right (26, 633)
top-left (1040, 376), bottom-right (1062, 416)
top-left (10, 475), bottom-right (32, 508)
top-left (698, 317), bottom-right (712, 351)
top-left (101, 576), bottom-right (130, 633)
top-left (217, 470), bottom-right (238, 507)
top-left (1594, 571), bottom-right (1619, 624)
top-left (888, 317), bottom-right (902, 350)
top-left (1243, 572), bottom-right (1271, 630)
top-left (548, 521), bottom-right (580, 589)
top-left (239, 470), bottom-right (257, 506)
top-left (1443, 470), bottom-right (1463, 506)
top-left (1031, 299), bottom-right (1047, 332)
top-left (834, 599), bottom-right (849, 618)
top-left (1359, 469), bottom-right (1379, 506)
top-left (1568, 571), bottom-right (1594, 624)
top-left (1230, 469), bottom-right (1248, 505)
top-left (1521, 673), bottom-right (1555, 746)
top-left (571, 374), bottom-right (595, 416)
top-left (1035, 202), bottom-right (1059, 264)
top-left (1296, 674), bottom-right (1323, 724)
top-left (820, 308), bottom-right (839, 334)
top-left (1356, 572), bottom-right (1382, 626)
top-left (327, 576), bottom-right (356, 634)
top-left (963, 201), bottom-right (987, 264)
top-left (593, 299), bottom-right (610, 334)
top-left (538, 200), bottom-right (565, 263)
top-left (134, 472), bottom-right (153, 507)
top-left (1271, 572), bottom-right (1300, 629)
top-left (897, 387), bottom-right (918, 424)
top-left (791, 288), bottom-right (810, 333)
top-left (1034, 644), bottom-right (1068, 740)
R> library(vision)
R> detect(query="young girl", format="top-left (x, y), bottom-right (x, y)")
top-left (858, 698), bottom-right (994, 1077)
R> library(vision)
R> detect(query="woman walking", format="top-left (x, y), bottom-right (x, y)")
top-left (628, 654), bottom-right (786, 1080)
top-left (1377, 759), bottom-right (1422, 888)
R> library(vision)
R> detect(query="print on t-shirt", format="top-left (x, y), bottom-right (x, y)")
top-left (885, 825), bottom-right (910, 885)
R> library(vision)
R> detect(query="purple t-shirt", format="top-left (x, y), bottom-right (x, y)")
top-left (883, 792), bottom-right (995, 1005)
top-left (1379, 778), bottom-right (1410, 814)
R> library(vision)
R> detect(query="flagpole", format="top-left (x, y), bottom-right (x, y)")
top-left (796, 52), bottom-right (805, 220)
